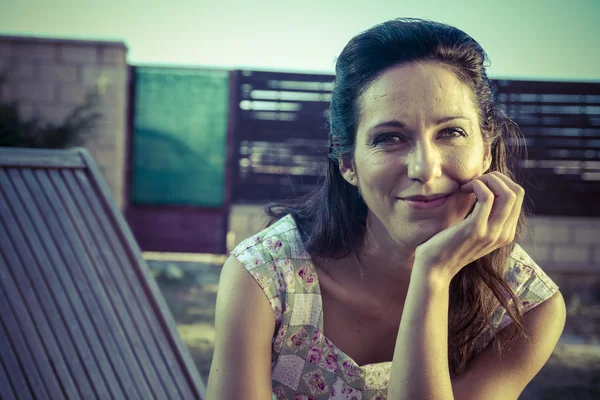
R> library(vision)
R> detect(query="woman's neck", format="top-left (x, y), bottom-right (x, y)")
top-left (355, 214), bottom-right (418, 280)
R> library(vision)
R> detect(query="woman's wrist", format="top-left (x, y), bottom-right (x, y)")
top-left (411, 258), bottom-right (454, 292)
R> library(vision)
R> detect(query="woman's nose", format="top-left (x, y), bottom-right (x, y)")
top-left (406, 140), bottom-right (442, 183)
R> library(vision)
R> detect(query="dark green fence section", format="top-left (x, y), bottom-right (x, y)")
top-left (131, 67), bottom-right (229, 207)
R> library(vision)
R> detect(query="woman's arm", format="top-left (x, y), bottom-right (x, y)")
top-left (387, 267), bottom-right (453, 399)
top-left (387, 171), bottom-right (565, 399)
top-left (452, 290), bottom-right (565, 399)
top-left (206, 256), bottom-right (275, 400)
top-left (387, 266), bottom-right (566, 400)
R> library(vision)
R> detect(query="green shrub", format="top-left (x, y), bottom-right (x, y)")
top-left (0, 69), bottom-right (102, 149)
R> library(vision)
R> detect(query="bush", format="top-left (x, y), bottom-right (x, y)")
top-left (0, 69), bottom-right (102, 149)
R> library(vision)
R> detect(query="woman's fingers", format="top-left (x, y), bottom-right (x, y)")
top-left (479, 173), bottom-right (516, 222)
top-left (462, 179), bottom-right (495, 236)
top-left (460, 172), bottom-right (521, 243)
top-left (488, 172), bottom-right (525, 242)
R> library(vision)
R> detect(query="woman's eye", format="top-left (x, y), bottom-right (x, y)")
top-left (440, 128), bottom-right (467, 138)
top-left (373, 133), bottom-right (405, 146)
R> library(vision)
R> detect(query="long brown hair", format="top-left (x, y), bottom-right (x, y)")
top-left (265, 18), bottom-right (529, 376)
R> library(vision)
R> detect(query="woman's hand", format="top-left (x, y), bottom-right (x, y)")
top-left (413, 171), bottom-right (525, 283)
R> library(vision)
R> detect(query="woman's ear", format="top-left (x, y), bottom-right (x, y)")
top-left (483, 143), bottom-right (492, 173)
top-left (339, 156), bottom-right (358, 187)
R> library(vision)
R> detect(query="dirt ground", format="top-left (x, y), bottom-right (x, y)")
top-left (147, 261), bottom-right (600, 399)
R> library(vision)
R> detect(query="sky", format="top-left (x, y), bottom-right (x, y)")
top-left (1, 0), bottom-right (600, 82)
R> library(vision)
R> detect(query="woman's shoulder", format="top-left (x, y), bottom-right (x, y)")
top-left (471, 243), bottom-right (560, 357)
top-left (490, 243), bottom-right (560, 333)
top-left (505, 243), bottom-right (559, 308)
top-left (231, 214), bottom-right (312, 265)
top-left (229, 214), bottom-right (317, 325)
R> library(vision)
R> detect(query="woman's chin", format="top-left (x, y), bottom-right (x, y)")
top-left (402, 219), bottom-right (455, 246)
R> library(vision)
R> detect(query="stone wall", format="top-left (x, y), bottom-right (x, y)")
top-left (0, 35), bottom-right (128, 209)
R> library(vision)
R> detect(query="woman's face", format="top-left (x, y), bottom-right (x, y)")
top-left (341, 62), bottom-right (492, 247)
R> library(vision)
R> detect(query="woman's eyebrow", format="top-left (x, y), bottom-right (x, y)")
top-left (367, 120), bottom-right (405, 135)
top-left (367, 116), bottom-right (470, 136)
top-left (436, 115), bottom-right (470, 124)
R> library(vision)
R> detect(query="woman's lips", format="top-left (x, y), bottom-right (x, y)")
top-left (402, 194), bottom-right (450, 210)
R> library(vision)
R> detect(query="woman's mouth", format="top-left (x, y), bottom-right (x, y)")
top-left (402, 194), bottom-right (450, 210)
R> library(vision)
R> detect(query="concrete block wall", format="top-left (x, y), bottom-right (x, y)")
top-left (518, 216), bottom-right (600, 273)
top-left (0, 35), bottom-right (129, 209)
top-left (228, 204), bottom-right (270, 251)
top-left (229, 204), bottom-right (600, 273)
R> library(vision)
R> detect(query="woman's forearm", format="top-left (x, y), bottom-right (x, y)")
top-left (387, 267), bottom-right (454, 400)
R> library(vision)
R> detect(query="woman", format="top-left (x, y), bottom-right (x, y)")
top-left (207, 18), bottom-right (566, 400)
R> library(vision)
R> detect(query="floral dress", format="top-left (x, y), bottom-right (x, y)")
top-left (231, 214), bottom-right (559, 400)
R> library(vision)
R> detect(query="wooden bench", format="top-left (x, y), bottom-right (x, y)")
top-left (0, 147), bottom-right (206, 399)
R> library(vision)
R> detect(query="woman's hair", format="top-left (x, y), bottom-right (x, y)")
top-left (265, 18), bottom-right (529, 376)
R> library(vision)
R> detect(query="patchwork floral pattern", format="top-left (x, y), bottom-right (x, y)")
top-left (232, 215), bottom-right (559, 399)
top-left (274, 324), bottom-right (289, 353)
top-left (303, 370), bottom-right (329, 395)
top-left (339, 359), bottom-right (361, 384)
top-left (330, 377), bottom-right (363, 399)
top-left (273, 384), bottom-right (290, 400)
top-left (363, 363), bottom-right (391, 390)
top-left (294, 395), bottom-right (316, 400)
top-left (309, 329), bottom-right (338, 373)
top-left (289, 328), bottom-right (311, 353)
top-left (298, 262), bottom-right (317, 286)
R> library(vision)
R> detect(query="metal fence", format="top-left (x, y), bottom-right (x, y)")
top-left (493, 80), bottom-right (600, 215)
top-left (229, 70), bottom-right (333, 203)
top-left (230, 70), bottom-right (600, 216)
